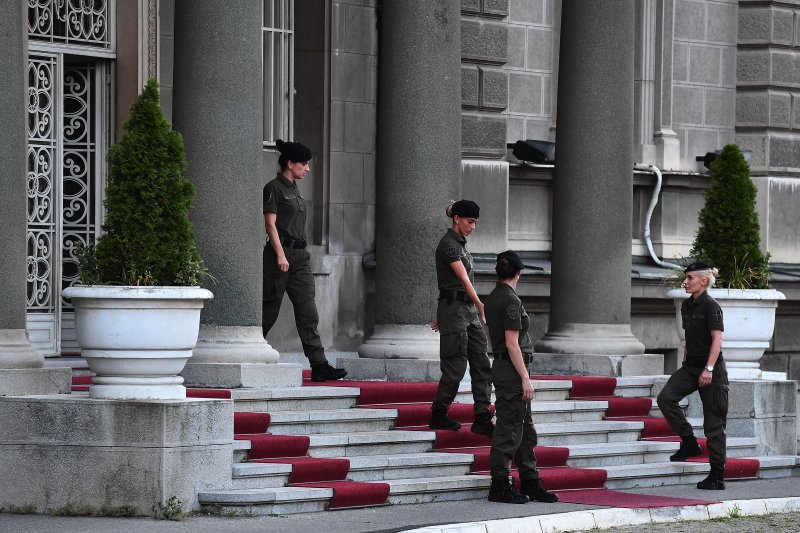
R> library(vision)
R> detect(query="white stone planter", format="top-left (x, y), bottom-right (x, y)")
top-left (61, 286), bottom-right (213, 400)
top-left (667, 288), bottom-right (785, 380)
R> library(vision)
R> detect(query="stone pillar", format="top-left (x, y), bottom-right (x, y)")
top-left (653, 0), bottom-right (680, 169)
top-left (358, 0), bottom-right (462, 359)
top-left (173, 0), bottom-right (279, 368)
top-left (535, 0), bottom-right (646, 356)
top-left (0, 0), bottom-right (44, 370)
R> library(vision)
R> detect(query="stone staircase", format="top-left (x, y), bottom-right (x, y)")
top-left (197, 377), bottom-right (798, 516)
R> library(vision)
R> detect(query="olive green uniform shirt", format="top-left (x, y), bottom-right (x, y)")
top-left (435, 228), bottom-right (473, 291)
top-left (263, 173), bottom-right (307, 241)
top-left (681, 291), bottom-right (724, 368)
top-left (485, 282), bottom-right (533, 354)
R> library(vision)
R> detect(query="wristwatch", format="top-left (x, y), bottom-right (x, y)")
top-left (705, 365), bottom-right (714, 372)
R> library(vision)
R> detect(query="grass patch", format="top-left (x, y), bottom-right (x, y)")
top-left (152, 496), bottom-right (185, 521)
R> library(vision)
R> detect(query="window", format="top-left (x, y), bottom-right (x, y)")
top-left (263, 0), bottom-right (293, 145)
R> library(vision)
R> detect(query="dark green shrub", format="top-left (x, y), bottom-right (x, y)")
top-left (690, 144), bottom-right (770, 289)
top-left (78, 78), bottom-right (206, 286)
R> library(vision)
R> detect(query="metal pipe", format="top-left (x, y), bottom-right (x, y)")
top-left (634, 163), bottom-right (682, 270)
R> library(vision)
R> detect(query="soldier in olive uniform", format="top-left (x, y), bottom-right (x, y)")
top-left (429, 200), bottom-right (494, 437)
top-left (263, 140), bottom-right (347, 382)
top-left (484, 251), bottom-right (558, 504)
top-left (657, 261), bottom-right (728, 490)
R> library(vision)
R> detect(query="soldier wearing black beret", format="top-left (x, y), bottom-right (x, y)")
top-left (262, 140), bottom-right (347, 382)
top-left (429, 200), bottom-right (494, 438)
top-left (484, 251), bottom-right (558, 504)
top-left (657, 261), bottom-right (729, 490)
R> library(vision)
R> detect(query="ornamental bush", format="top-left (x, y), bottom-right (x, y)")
top-left (78, 78), bottom-right (206, 286)
top-left (690, 144), bottom-right (770, 289)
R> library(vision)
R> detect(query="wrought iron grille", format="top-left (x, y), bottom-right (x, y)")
top-left (27, 55), bottom-right (58, 314)
top-left (263, 0), bottom-right (294, 144)
top-left (28, 0), bottom-right (111, 48)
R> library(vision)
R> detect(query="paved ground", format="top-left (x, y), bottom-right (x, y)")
top-left (1, 476), bottom-right (798, 533)
top-left (574, 511), bottom-right (800, 532)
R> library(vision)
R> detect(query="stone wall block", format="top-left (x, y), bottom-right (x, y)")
top-left (343, 102), bottom-right (376, 153)
top-left (509, 72), bottom-right (543, 114)
top-left (483, 0), bottom-right (508, 17)
top-left (705, 88), bottom-right (735, 128)
top-left (526, 27), bottom-right (552, 70)
top-left (738, 7), bottom-right (771, 43)
top-left (462, 65), bottom-right (480, 107)
top-left (707, 2), bottom-right (738, 44)
top-left (479, 67), bottom-right (508, 110)
top-left (675, 0), bottom-right (706, 40)
top-left (770, 91), bottom-right (792, 128)
top-left (673, 86), bottom-right (705, 125)
top-left (737, 50), bottom-right (771, 84)
top-left (736, 91), bottom-right (770, 126)
top-left (331, 51), bottom-right (367, 101)
top-left (735, 134), bottom-right (768, 169)
top-left (462, 19), bottom-right (508, 63)
top-left (793, 92), bottom-right (800, 130)
top-left (688, 45), bottom-right (722, 85)
top-left (772, 8), bottom-right (795, 44)
top-left (462, 114), bottom-right (507, 156)
top-left (771, 50), bottom-right (800, 87)
top-left (508, 0), bottom-right (543, 24)
top-left (506, 25), bottom-right (525, 68)
top-left (769, 134), bottom-right (800, 169)
top-left (461, 0), bottom-right (481, 14)
top-left (674, 43), bottom-right (689, 82)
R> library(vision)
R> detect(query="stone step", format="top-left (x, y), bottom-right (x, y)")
top-left (385, 474), bottom-right (489, 505)
top-left (227, 386), bottom-right (360, 412)
top-left (267, 408), bottom-right (397, 435)
top-left (613, 376), bottom-right (656, 398)
top-left (455, 379), bottom-right (572, 403)
top-left (565, 437), bottom-right (759, 468)
top-left (199, 486), bottom-right (334, 516)
top-left (604, 455), bottom-right (798, 489)
top-left (308, 430), bottom-right (436, 457)
top-left (535, 420), bottom-right (645, 445)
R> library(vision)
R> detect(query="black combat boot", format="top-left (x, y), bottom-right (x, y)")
top-left (669, 434), bottom-right (702, 461)
top-left (697, 466), bottom-right (725, 490)
top-left (310, 361), bottom-right (348, 382)
top-left (429, 408), bottom-right (461, 431)
top-left (487, 478), bottom-right (529, 504)
top-left (520, 478), bottom-right (559, 503)
top-left (470, 411), bottom-right (495, 438)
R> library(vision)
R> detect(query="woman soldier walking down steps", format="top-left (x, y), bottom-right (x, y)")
top-left (262, 140), bottom-right (347, 382)
top-left (429, 200), bottom-right (494, 437)
top-left (484, 251), bottom-right (558, 504)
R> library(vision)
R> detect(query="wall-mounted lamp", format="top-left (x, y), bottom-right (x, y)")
top-left (508, 140), bottom-right (556, 165)
top-left (696, 149), bottom-right (752, 170)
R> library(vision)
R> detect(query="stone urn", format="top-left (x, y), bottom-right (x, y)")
top-left (62, 286), bottom-right (213, 399)
top-left (666, 288), bottom-right (785, 379)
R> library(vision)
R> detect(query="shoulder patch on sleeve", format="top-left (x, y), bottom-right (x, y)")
top-left (711, 307), bottom-right (723, 321)
top-left (266, 191), bottom-right (273, 203)
top-left (445, 244), bottom-right (460, 259)
top-left (507, 305), bottom-right (520, 321)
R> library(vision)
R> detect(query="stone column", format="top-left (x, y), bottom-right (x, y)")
top-left (0, 0), bottom-right (43, 370)
top-left (535, 0), bottom-right (646, 356)
top-left (358, 0), bottom-right (462, 359)
top-left (173, 0), bottom-right (280, 371)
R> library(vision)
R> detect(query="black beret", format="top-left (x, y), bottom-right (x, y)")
top-left (276, 139), bottom-right (312, 162)
top-left (685, 261), bottom-right (713, 273)
top-left (451, 199), bottom-right (480, 218)
top-left (497, 250), bottom-right (524, 271)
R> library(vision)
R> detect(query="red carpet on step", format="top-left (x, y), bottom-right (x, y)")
top-left (293, 481), bottom-right (390, 509)
top-left (252, 457), bottom-right (351, 484)
top-left (611, 416), bottom-right (676, 438)
top-left (438, 446), bottom-right (570, 472)
top-left (304, 378), bottom-right (439, 405)
top-left (686, 457), bottom-right (760, 479)
top-left (532, 375), bottom-right (618, 397)
top-left (373, 402), bottom-right (491, 428)
top-left (479, 467), bottom-right (607, 491)
top-left (236, 434), bottom-right (310, 459)
top-left (555, 488), bottom-right (718, 508)
top-left (233, 412), bottom-right (270, 434)
top-left (71, 375), bottom-right (91, 392)
top-left (186, 388), bottom-right (232, 399)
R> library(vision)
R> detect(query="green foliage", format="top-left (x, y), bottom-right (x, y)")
top-left (690, 144), bottom-right (771, 289)
top-left (152, 496), bottom-right (185, 521)
top-left (79, 78), bottom-right (206, 286)
top-left (5, 504), bottom-right (37, 514)
top-left (52, 501), bottom-right (94, 516)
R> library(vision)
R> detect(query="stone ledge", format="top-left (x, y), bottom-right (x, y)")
top-left (0, 367), bottom-right (71, 396)
top-left (181, 362), bottom-right (302, 388)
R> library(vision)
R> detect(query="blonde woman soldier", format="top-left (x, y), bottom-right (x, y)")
top-left (657, 261), bottom-right (729, 490)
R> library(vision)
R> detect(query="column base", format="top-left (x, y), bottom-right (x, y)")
top-left (532, 352), bottom-right (664, 377)
top-left (192, 325), bottom-right (279, 364)
top-left (0, 329), bottom-right (45, 369)
top-left (357, 324), bottom-right (439, 360)
top-left (534, 323), bottom-right (646, 355)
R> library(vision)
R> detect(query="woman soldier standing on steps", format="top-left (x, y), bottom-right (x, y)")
top-left (657, 261), bottom-right (728, 490)
top-left (484, 251), bottom-right (558, 504)
top-left (429, 200), bottom-right (494, 437)
top-left (262, 140), bottom-right (347, 382)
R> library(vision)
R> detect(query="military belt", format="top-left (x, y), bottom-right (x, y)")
top-left (492, 352), bottom-right (533, 364)
top-left (281, 236), bottom-right (307, 249)
top-left (438, 289), bottom-right (472, 305)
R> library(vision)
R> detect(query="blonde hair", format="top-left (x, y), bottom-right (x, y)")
top-left (696, 267), bottom-right (719, 287)
top-left (445, 200), bottom-right (455, 219)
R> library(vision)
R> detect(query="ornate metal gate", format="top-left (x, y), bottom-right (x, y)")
top-left (26, 1), bottom-right (113, 355)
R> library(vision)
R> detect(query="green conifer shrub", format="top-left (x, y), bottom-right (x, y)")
top-left (689, 144), bottom-right (770, 289)
top-left (78, 78), bottom-right (206, 286)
